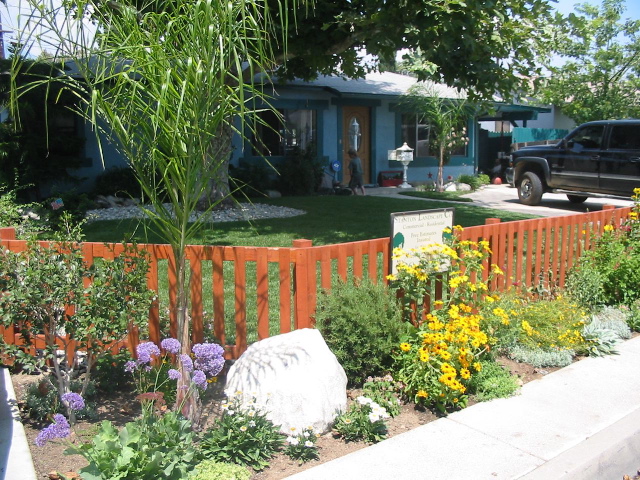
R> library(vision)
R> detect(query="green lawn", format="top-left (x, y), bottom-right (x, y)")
top-left (82, 196), bottom-right (536, 246)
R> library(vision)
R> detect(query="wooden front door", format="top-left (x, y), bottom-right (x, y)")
top-left (342, 106), bottom-right (371, 185)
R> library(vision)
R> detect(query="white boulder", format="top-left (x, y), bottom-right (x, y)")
top-left (224, 328), bottom-right (347, 434)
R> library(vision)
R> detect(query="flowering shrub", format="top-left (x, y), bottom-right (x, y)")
top-left (333, 396), bottom-right (389, 443)
top-left (285, 426), bottom-right (320, 464)
top-left (389, 229), bottom-right (499, 412)
top-left (200, 393), bottom-right (283, 470)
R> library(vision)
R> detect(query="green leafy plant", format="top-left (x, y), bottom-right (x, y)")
top-left (92, 348), bottom-right (134, 393)
top-left (92, 166), bottom-right (144, 199)
top-left (362, 375), bottom-right (402, 417)
top-left (589, 307), bottom-right (632, 340)
top-left (581, 322), bottom-right (622, 357)
top-left (0, 184), bottom-right (45, 239)
top-left (278, 144), bottom-right (324, 196)
top-left (0, 215), bottom-right (153, 422)
top-left (456, 174), bottom-right (484, 191)
top-left (25, 377), bottom-right (98, 422)
top-left (284, 426), bottom-right (320, 464)
top-left (333, 396), bottom-right (389, 443)
top-left (200, 394), bottom-right (283, 471)
top-left (507, 345), bottom-right (574, 368)
top-left (628, 300), bottom-right (640, 332)
top-left (467, 360), bottom-right (520, 402)
top-left (565, 257), bottom-right (606, 309)
top-left (67, 411), bottom-right (198, 480)
top-left (315, 278), bottom-right (407, 387)
top-left (187, 460), bottom-right (251, 480)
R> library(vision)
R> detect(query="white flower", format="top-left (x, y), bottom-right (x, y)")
top-left (356, 396), bottom-right (372, 405)
top-left (226, 409), bottom-right (235, 416)
top-left (240, 425), bottom-right (247, 432)
top-left (287, 436), bottom-right (299, 446)
top-left (221, 403), bottom-right (230, 410)
top-left (247, 410), bottom-right (256, 417)
top-left (248, 421), bottom-right (256, 427)
top-left (368, 412), bottom-right (381, 423)
top-left (304, 441), bottom-right (314, 448)
top-left (303, 431), bottom-right (310, 437)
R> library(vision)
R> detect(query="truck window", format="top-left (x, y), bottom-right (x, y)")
top-left (609, 125), bottom-right (640, 150)
top-left (568, 125), bottom-right (605, 149)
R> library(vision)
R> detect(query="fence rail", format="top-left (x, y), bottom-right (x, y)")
top-left (0, 204), bottom-right (631, 360)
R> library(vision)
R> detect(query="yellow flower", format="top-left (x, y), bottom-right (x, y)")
top-left (460, 368), bottom-right (471, 379)
top-left (443, 227), bottom-right (452, 234)
top-left (434, 300), bottom-right (444, 307)
top-left (453, 225), bottom-right (464, 231)
top-left (491, 264), bottom-right (504, 276)
top-left (400, 342), bottom-right (411, 352)
top-left (603, 224), bottom-right (614, 232)
top-left (386, 274), bottom-right (397, 281)
top-left (416, 390), bottom-right (429, 398)
top-left (473, 362), bottom-right (482, 372)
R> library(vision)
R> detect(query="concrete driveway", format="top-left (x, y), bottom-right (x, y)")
top-left (462, 184), bottom-right (634, 217)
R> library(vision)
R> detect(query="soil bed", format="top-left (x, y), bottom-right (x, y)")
top-left (11, 357), bottom-right (555, 480)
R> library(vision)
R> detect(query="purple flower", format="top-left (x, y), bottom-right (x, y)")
top-left (167, 369), bottom-right (180, 381)
top-left (192, 370), bottom-right (207, 390)
top-left (35, 414), bottom-right (70, 447)
top-left (61, 393), bottom-right (85, 411)
top-left (180, 354), bottom-right (193, 372)
top-left (136, 342), bottom-right (161, 365)
top-left (192, 343), bottom-right (225, 377)
top-left (161, 338), bottom-right (181, 355)
top-left (124, 360), bottom-right (137, 373)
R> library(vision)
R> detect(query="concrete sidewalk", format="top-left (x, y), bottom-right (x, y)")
top-left (0, 368), bottom-right (37, 480)
top-left (288, 336), bottom-right (640, 480)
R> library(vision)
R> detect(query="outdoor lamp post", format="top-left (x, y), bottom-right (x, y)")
top-left (396, 142), bottom-right (414, 189)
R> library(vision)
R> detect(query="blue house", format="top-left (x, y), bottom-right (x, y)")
top-left (73, 71), bottom-right (549, 191)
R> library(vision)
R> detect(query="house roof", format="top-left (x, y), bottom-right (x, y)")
top-left (282, 71), bottom-right (463, 98)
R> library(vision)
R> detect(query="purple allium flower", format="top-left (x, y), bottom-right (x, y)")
top-left (61, 393), bottom-right (85, 411)
top-left (35, 414), bottom-right (70, 447)
top-left (124, 360), bottom-right (137, 373)
top-left (167, 369), bottom-right (180, 381)
top-left (136, 342), bottom-right (161, 365)
top-left (180, 354), bottom-right (193, 372)
top-left (192, 342), bottom-right (225, 377)
top-left (192, 370), bottom-right (207, 390)
top-left (160, 338), bottom-right (181, 355)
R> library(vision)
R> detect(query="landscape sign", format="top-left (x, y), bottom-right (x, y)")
top-left (389, 208), bottom-right (455, 274)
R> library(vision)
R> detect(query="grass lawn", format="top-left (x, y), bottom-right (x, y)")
top-left (82, 195), bottom-right (536, 246)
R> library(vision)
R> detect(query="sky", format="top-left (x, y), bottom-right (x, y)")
top-left (1, 0), bottom-right (640, 59)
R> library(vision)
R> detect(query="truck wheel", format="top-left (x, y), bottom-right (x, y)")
top-left (567, 194), bottom-right (588, 204)
top-left (518, 172), bottom-right (543, 206)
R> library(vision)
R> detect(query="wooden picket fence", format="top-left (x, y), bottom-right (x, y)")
top-left (0, 204), bottom-right (633, 361)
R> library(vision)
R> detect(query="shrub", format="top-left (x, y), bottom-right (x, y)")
top-left (93, 166), bottom-right (143, 199)
top-left (92, 348), bottom-right (134, 393)
top-left (589, 306), bottom-right (632, 340)
top-left (467, 360), bottom-right (520, 402)
top-left (507, 345), bottom-right (574, 368)
top-left (456, 174), bottom-right (482, 191)
top-left (187, 460), bottom-right (251, 480)
top-left (333, 396), bottom-right (389, 443)
top-left (628, 300), bottom-right (640, 332)
top-left (314, 279), bottom-right (407, 387)
top-left (67, 411), bottom-right (198, 480)
top-left (25, 377), bottom-right (98, 422)
top-left (277, 144), bottom-right (324, 196)
top-left (230, 163), bottom-right (274, 198)
top-left (200, 394), bottom-right (283, 471)
top-left (44, 191), bottom-right (94, 230)
top-left (565, 258), bottom-right (606, 309)
top-left (581, 322), bottom-right (623, 357)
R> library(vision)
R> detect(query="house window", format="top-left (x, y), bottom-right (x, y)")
top-left (253, 109), bottom-right (316, 156)
top-left (401, 114), bottom-right (468, 157)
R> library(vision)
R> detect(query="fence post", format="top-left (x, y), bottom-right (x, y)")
top-left (292, 239), bottom-right (313, 330)
top-left (0, 227), bottom-right (16, 240)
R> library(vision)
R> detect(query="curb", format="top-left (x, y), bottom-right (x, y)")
top-left (0, 367), bottom-right (37, 480)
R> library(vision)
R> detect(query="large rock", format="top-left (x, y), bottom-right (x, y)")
top-left (224, 328), bottom-right (347, 434)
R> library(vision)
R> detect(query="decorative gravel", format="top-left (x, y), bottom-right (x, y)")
top-left (84, 202), bottom-right (306, 223)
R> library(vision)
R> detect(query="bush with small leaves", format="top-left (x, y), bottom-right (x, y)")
top-left (589, 307), bottom-right (632, 340)
top-left (467, 360), bottom-right (520, 402)
top-left (187, 460), bottom-right (251, 480)
top-left (507, 345), bottom-right (574, 368)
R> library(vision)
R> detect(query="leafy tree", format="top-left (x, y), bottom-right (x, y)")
top-left (401, 84), bottom-right (473, 191)
top-left (536, 0), bottom-right (640, 124)
top-left (12, 0), bottom-right (301, 421)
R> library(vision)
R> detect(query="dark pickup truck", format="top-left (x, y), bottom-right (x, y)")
top-left (508, 120), bottom-right (640, 205)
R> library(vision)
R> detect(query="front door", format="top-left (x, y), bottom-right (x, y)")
top-left (342, 106), bottom-right (371, 185)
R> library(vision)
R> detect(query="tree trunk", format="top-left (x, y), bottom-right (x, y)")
top-left (197, 123), bottom-right (236, 210)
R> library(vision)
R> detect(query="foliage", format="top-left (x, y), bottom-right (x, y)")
top-left (0, 216), bottom-right (153, 420)
top-left (67, 411), bottom-right (199, 480)
top-left (362, 375), bottom-right (402, 418)
top-left (568, 192), bottom-right (640, 307)
top-left (230, 163), bottom-right (274, 199)
top-left (400, 85), bottom-right (472, 191)
top-left (565, 257), bottom-right (607, 309)
top-left (628, 300), bottom-right (640, 332)
top-left (284, 426), bottom-right (320, 464)
top-left (92, 166), bottom-right (144, 199)
top-left (25, 377), bottom-right (97, 422)
top-left (589, 307), bottom-right (632, 340)
top-left (187, 460), bottom-right (251, 480)
top-left (507, 345), bottom-right (574, 368)
top-left (389, 230), bottom-right (500, 412)
top-left (200, 394), bottom-right (283, 471)
top-left (467, 360), bottom-right (520, 402)
top-left (476, 174), bottom-right (491, 186)
top-left (481, 291), bottom-right (588, 355)
top-left (315, 278), bottom-right (407, 387)
top-left (333, 396), bottom-right (389, 444)
top-left (536, 0), bottom-right (640, 124)
top-left (44, 191), bottom-right (95, 231)
top-left (0, 184), bottom-right (45, 239)
top-left (92, 348), bottom-right (134, 393)
top-left (277, 144), bottom-right (324, 196)
top-left (581, 322), bottom-right (621, 357)
top-left (456, 174), bottom-right (487, 191)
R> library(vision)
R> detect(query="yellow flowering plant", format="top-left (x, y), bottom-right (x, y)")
top-left (390, 227), bottom-right (503, 412)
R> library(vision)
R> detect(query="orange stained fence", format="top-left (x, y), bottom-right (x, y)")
top-left (0, 204), bottom-right (633, 361)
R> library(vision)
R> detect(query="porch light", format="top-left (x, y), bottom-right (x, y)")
top-left (394, 142), bottom-right (413, 189)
